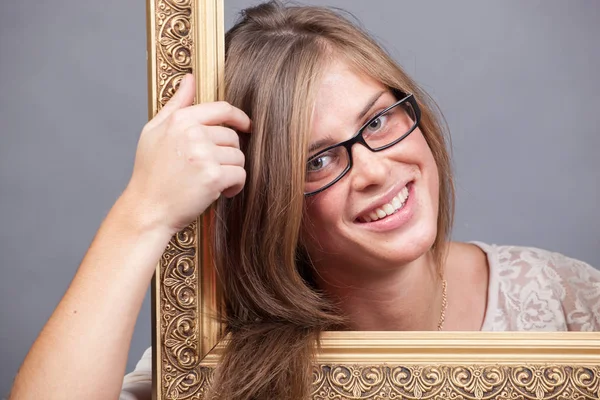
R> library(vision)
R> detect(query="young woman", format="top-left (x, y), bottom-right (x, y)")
top-left (10, 1), bottom-right (600, 400)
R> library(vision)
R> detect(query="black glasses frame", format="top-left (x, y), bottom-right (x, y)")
top-left (304, 92), bottom-right (421, 196)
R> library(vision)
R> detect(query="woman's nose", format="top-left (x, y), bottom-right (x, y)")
top-left (348, 144), bottom-right (390, 192)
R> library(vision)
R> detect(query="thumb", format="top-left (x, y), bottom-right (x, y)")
top-left (151, 74), bottom-right (196, 126)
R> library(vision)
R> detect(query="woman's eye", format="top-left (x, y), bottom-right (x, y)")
top-left (368, 118), bottom-right (381, 130)
top-left (366, 114), bottom-right (388, 132)
top-left (307, 155), bottom-right (331, 172)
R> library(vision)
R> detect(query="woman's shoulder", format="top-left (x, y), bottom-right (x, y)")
top-left (482, 242), bottom-right (598, 281)
top-left (472, 242), bottom-right (600, 331)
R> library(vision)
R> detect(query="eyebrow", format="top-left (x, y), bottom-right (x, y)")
top-left (357, 90), bottom-right (387, 123)
top-left (308, 90), bottom-right (388, 155)
top-left (308, 135), bottom-right (336, 154)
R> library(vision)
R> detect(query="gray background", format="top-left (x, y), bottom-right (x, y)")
top-left (0, 0), bottom-right (598, 396)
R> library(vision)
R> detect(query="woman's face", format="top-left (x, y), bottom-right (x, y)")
top-left (302, 60), bottom-right (440, 274)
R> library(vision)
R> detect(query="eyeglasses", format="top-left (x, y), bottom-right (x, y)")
top-left (304, 92), bottom-right (421, 196)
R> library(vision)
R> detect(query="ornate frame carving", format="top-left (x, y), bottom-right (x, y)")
top-left (147, 1), bottom-right (600, 399)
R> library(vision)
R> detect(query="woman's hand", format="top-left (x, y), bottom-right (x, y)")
top-left (123, 73), bottom-right (251, 235)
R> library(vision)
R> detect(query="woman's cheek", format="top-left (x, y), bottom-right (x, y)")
top-left (303, 191), bottom-right (345, 248)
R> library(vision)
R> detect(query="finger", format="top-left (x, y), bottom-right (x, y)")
top-left (173, 101), bottom-right (252, 133)
top-left (150, 74), bottom-right (196, 127)
top-left (214, 146), bottom-right (245, 167)
top-left (219, 165), bottom-right (247, 198)
top-left (204, 126), bottom-right (241, 149)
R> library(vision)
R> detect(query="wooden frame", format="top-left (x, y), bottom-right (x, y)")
top-left (147, 1), bottom-right (600, 399)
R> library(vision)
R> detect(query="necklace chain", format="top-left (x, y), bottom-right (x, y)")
top-left (437, 278), bottom-right (448, 331)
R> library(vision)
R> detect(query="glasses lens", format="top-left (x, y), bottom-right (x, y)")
top-left (305, 145), bottom-right (349, 194)
top-left (363, 99), bottom-right (417, 151)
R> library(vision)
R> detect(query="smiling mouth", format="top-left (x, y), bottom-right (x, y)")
top-left (357, 183), bottom-right (411, 223)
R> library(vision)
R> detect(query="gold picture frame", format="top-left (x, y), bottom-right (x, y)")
top-left (147, 1), bottom-right (600, 399)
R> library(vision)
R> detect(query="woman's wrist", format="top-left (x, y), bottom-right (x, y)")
top-left (113, 188), bottom-right (177, 241)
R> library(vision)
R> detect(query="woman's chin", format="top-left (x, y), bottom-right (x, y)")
top-left (303, 209), bottom-right (438, 273)
top-left (354, 222), bottom-right (438, 267)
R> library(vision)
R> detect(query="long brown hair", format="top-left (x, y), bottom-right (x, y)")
top-left (211, 2), bottom-right (454, 399)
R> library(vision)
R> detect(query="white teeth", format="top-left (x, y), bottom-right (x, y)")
top-left (400, 186), bottom-right (409, 199)
top-left (359, 184), bottom-right (410, 222)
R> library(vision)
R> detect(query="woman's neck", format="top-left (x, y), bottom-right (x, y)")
top-left (314, 250), bottom-right (445, 331)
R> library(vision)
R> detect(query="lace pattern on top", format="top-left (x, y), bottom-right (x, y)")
top-left (475, 242), bottom-right (600, 332)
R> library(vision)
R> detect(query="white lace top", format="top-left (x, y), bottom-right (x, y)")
top-left (119, 242), bottom-right (600, 399)
top-left (475, 242), bottom-right (600, 331)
